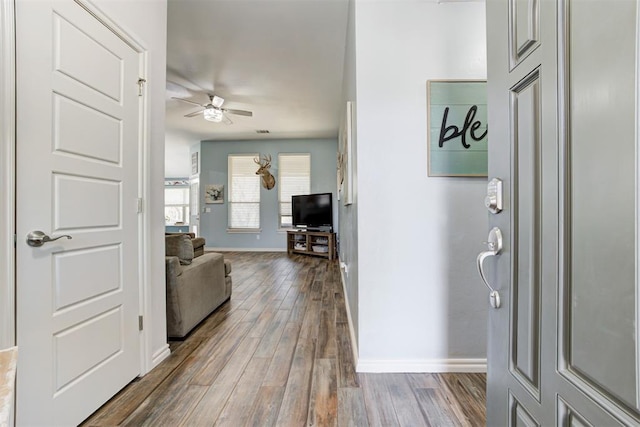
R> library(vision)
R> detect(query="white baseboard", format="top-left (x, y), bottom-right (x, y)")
top-left (205, 247), bottom-right (286, 252)
top-left (336, 261), bottom-right (486, 374)
top-left (338, 261), bottom-right (359, 369)
top-left (150, 344), bottom-right (171, 370)
top-left (356, 358), bottom-right (487, 373)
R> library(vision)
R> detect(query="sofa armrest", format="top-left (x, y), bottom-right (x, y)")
top-left (165, 256), bottom-right (183, 278)
top-left (165, 252), bottom-right (229, 338)
top-left (165, 255), bottom-right (184, 337)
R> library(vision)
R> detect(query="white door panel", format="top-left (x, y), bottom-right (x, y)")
top-left (16, 0), bottom-right (141, 425)
top-left (53, 94), bottom-right (122, 163)
top-left (53, 6), bottom-right (123, 102)
top-left (53, 244), bottom-right (122, 309)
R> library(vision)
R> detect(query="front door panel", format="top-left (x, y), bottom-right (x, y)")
top-left (559, 0), bottom-right (638, 417)
top-left (486, 0), bottom-right (640, 424)
top-left (510, 69), bottom-right (542, 400)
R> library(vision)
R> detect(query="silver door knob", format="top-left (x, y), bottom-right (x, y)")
top-left (477, 227), bottom-right (502, 308)
top-left (26, 231), bottom-right (72, 247)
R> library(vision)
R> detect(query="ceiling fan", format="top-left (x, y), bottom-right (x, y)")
top-left (172, 94), bottom-right (253, 124)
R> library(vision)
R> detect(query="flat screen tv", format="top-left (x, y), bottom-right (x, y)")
top-left (292, 193), bottom-right (333, 231)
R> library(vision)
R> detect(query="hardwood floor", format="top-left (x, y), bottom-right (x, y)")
top-left (83, 252), bottom-right (486, 426)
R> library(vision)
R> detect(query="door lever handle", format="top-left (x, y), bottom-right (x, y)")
top-left (26, 230), bottom-right (72, 247)
top-left (477, 227), bottom-right (502, 308)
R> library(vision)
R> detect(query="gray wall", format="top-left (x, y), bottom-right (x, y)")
top-left (339, 0), bottom-right (360, 348)
top-left (196, 138), bottom-right (338, 250)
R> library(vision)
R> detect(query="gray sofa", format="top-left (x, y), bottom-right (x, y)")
top-left (165, 234), bottom-right (232, 338)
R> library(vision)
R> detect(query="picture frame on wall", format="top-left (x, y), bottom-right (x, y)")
top-left (204, 184), bottom-right (224, 204)
top-left (427, 80), bottom-right (488, 177)
top-left (338, 101), bottom-right (354, 205)
top-left (191, 152), bottom-right (199, 175)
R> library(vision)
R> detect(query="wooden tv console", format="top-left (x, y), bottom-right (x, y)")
top-left (286, 230), bottom-right (336, 260)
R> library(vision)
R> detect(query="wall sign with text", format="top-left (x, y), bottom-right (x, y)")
top-left (427, 80), bottom-right (487, 177)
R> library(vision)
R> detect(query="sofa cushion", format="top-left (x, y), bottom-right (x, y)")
top-left (224, 260), bottom-right (232, 276)
top-left (165, 234), bottom-right (194, 265)
top-left (165, 232), bottom-right (196, 239)
top-left (191, 237), bottom-right (206, 258)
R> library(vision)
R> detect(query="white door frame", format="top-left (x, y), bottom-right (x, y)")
top-left (0, 0), bottom-right (16, 350)
top-left (3, 0), bottom-right (157, 374)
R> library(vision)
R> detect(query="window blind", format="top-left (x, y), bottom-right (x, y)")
top-left (164, 186), bottom-right (190, 225)
top-left (228, 154), bottom-right (260, 229)
top-left (278, 153), bottom-right (311, 227)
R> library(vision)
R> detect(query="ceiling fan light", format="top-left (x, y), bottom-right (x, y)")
top-left (204, 108), bottom-right (223, 122)
top-left (211, 95), bottom-right (224, 108)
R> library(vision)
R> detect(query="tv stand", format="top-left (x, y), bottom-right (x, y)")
top-left (287, 230), bottom-right (336, 260)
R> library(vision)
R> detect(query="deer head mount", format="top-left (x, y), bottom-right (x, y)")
top-left (254, 154), bottom-right (276, 190)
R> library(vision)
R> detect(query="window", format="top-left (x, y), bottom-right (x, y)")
top-left (165, 185), bottom-right (190, 225)
top-left (278, 153), bottom-right (311, 228)
top-left (228, 154), bottom-right (261, 229)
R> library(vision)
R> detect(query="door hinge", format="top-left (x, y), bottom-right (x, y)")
top-left (137, 78), bottom-right (146, 96)
top-left (139, 315), bottom-right (144, 331)
top-left (137, 198), bottom-right (143, 213)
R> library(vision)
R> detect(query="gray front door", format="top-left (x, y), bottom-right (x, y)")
top-left (485, 0), bottom-right (640, 424)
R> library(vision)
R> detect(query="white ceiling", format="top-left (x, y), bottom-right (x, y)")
top-left (165, 0), bottom-right (350, 175)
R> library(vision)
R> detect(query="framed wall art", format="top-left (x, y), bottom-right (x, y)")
top-left (427, 80), bottom-right (487, 177)
top-left (205, 184), bottom-right (224, 204)
top-left (191, 152), bottom-right (199, 175)
top-left (338, 101), bottom-right (353, 205)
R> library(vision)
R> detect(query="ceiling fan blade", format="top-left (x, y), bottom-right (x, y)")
top-left (184, 109), bottom-right (205, 118)
top-left (222, 113), bottom-right (233, 125)
top-left (173, 97), bottom-right (204, 107)
top-left (223, 108), bottom-right (253, 117)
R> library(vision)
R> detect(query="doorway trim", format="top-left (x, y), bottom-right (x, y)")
top-left (0, 0), bottom-right (16, 350)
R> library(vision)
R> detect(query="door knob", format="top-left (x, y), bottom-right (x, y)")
top-left (477, 227), bottom-right (502, 308)
top-left (26, 231), bottom-right (72, 247)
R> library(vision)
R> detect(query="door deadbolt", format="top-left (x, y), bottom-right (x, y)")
top-left (485, 178), bottom-right (503, 214)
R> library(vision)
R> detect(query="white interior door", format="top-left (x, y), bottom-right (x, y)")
top-left (485, 0), bottom-right (640, 425)
top-left (15, 1), bottom-right (142, 424)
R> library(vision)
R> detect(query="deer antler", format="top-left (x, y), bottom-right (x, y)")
top-left (254, 154), bottom-right (272, 168)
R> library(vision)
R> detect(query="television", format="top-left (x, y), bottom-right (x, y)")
top-left (292, 193), bottom-right (333, 231)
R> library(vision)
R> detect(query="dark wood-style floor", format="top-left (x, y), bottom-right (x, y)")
top-left (83, 252), bottom-right (486, 426)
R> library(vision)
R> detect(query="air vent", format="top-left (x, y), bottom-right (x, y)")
top-left (256, 130), bottom-right (270, 134)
